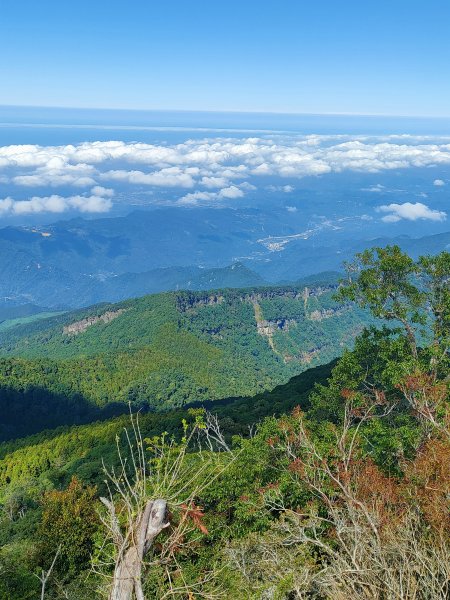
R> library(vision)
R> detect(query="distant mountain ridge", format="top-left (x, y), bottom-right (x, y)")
top-left (0, 208), bottom-right (272, 308)
top-left (1, 207), bottom-right (450, 310)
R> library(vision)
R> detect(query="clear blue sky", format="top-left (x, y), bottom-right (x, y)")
top-left (1, 0), bottom-right (450, 116)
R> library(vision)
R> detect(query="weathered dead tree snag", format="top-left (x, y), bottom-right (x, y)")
top-left (95, 410), bottom-right (235, 599)
top-left (101, 497), bottom-right (169, 600)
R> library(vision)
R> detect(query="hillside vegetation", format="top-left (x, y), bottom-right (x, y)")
top-left (0, 277), bottom-right (370, 440)
top-left (0, 362), bottom-right (333, 496)
top-left (0, 246), bottom-right (448, 599)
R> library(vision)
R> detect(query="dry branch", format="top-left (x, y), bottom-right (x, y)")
top-left (101, 498), bottom-right (169, 600)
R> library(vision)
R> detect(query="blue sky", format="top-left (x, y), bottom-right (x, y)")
top-left (1, 0), bottom-right (450, 115)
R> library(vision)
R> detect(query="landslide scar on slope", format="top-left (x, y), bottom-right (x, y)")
top-left (63, 309), bottom-right (126, 336)
top-left (252, 300), bottom-right (278, 353)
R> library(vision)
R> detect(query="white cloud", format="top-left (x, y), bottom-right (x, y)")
top-left (362, 184), bottom-right (386, 193)
top-left (218, 185), bottom-right (244, 199)
top-left (91, 185), bottom-right (114, 197)
top-left (377, 202), bottom-right (446, 223)
top-left (179, 185), bottom-right (245, 205)
top-left (13, 173), bottom-right (96, 188)
top-left (200, 176), bottom-right (229, 189)
top-left (268, 184), bottom-right (295, 193)
top-left (68, 194), bottom-right (112, 213)
top-left (12, 162), bottom-right (97, 188)
top-left (0, 198), bottom-right (14, 213)
top-left (237, 181), bottom-right (256, 191)
top-left (1, 136), bottom-right (450, 211)
top-left (434, 179), bottom-right (445, 186)
top-left (0, 193), bottom-right (112, 216)
top-left (178, 190), bottom-right (215, 205)
top-left (286, 206), bottom-right (298, 212)
top-left (101, 168), bottom-right (195, 188)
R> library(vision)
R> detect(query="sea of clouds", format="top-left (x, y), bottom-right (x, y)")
top-left (0, 134), bottom-right (448, 220)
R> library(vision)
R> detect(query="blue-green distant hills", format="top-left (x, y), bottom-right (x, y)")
top-left (2, 208), bottom-right (450, 310)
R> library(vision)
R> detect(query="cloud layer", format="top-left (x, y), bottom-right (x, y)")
top-left (0, 188), bottom-right (112, 216)
top-left (1, 135), bottom-right (450, 214)
top-left (377, 202), bottom-right (447, 223)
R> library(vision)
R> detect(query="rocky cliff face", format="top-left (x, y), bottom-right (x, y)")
top-left (256, 317), bottom-right (297, 336)
top-left (307, 305), bottom-right (350, 321)
top-left (63, 309), bottom-right (126, 336)
top-left (176, 285), bottom-right (337, 312)
top-left (175, 285), bottom-right (350, 366)
top-left (176, 293), bottom-right (225, 312)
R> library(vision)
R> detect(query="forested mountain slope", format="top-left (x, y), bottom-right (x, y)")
top-left (0, 361), bottom-right (333, 494)
top-left (0, 277), bottom-right (370, 440)
top-left (0, 246), bottom-right (449, 599)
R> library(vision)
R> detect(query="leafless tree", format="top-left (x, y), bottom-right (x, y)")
top-left (36, 545), bottom-right (61, 600)
top-left (228, 396), bottom-right (450, 599)
top-left (197, 411), bottom-right (231, 452)
top-left (95, 411), bottom-right (235, 599)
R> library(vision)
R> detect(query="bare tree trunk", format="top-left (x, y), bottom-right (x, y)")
top-left (105, 499), bottom-right (168, 600)
top-left (37, 545), bottom-right (61, 600)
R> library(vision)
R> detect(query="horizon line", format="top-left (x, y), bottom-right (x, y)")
top-left (2, 103), bottom-right (450, 120)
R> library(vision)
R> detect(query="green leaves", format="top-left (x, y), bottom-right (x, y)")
top-left (338, 245), bottom-right (450, 368)
top-left (38, 477), bottom-right (99, 578)
top-left (339, 245), bottom-right (424, 321)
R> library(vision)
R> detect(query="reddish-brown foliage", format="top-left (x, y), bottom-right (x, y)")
top-left (291, 405), bottom-right (305, 419)
top-left (351, 459), bottom-right (403, 531)
top-left (180, 503), bottom-right (209, 535)
top-left (258, 482), bottom-right (280, 495)
top-left (403, 438), bottom-right (450, 536)
top-left (288, 458), bottom-right (305, 476)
